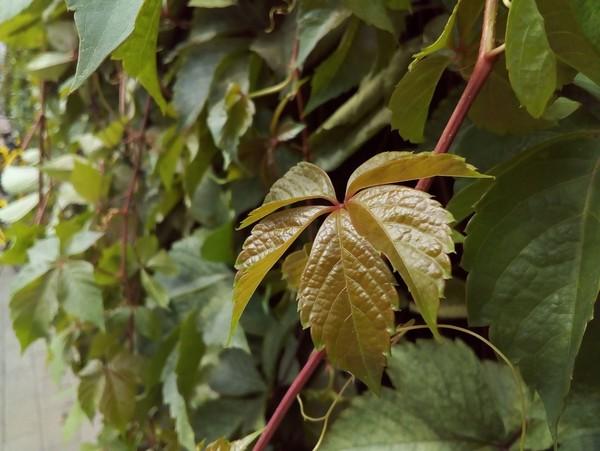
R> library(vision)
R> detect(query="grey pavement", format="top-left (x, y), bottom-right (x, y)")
top-left (1, 268), bottom-right (97, 451)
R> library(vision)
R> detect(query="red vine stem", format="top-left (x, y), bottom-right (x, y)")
top-left (253, 351), bottom-right (324, 450)
top-left (253, 1), bottom-right (501, 449)
top-left (416, 0), bottom-right (500, 191)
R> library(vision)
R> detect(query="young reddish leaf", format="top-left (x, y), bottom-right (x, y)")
top-left (239, 162), bottom-right (337, 229)
top-left (298, 209), bottom-right (398, 391)
top-left (231, 206), bottom-right (331, 337)
top-left (347, 185), bottom-right (454, 335)
top-left (345, 151), bottom-right (486, 198)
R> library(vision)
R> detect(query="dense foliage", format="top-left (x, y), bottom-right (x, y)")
top-left (2, 0), bottom-right (600, 450)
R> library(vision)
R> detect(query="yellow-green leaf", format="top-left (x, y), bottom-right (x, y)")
top-left (112, 0), bottom-right (168, 113)
top-left (239, 162), bottom-right (337, 229)
top-left (231, 205), bottom-right (331, 337)
top-left (281, 244), bottom-right (311, 291)
top-left (345, 151), bottom-right (487, 198)
top-left (410, 0), bottom-right (461, 68)
top-left (347, 185), bottom-right (454, 335)
top-left (298, 209), bottom-right (399, 390)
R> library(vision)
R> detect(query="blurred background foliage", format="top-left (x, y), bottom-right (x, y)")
top-left (1, 0), bottom-right (600, 449)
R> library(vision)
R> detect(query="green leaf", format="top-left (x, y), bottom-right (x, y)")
top-left (207, 82), bottom-right (255, 167)
top-left (0, 0), bottom-right (44, 49)
top-left (239, 162), bottom-right (336, 229)
top-left (66, 0), bottom-right (145, 91)
top-left (559, 305), bottom-right (600, 449)
top-left (141, 269), bottom-right (169, 308)
top-left (190, 173), bottom-right (231, 228)
top-left (96, 118), bottom-right (126, 149)
top-left (175, 311), bottom-right (205, 398)
top-left (322, 339), bottom-right (525, 450)
top-left (463, 136), bottom-right (600, 430)
top-left (299, 209), bottom-right (399, 390)
top-left (202, 221), bottom-right (235, 264)
top-left (112, 0), bottom-right (167, 112)
top-left (59, 260), bottom-right (105, 329)
top-left (0, 0), bottom-right (33, 24)
top-left (65, 230), bottom-right (103, 256)
top-left (0, 223), bottom-right (41, 265)
top-left (156, 233), bottom-right (231, 303)
top-left (232, 205), bottom-right (330, 337)
top-left (78, 360), bottom-right (104, 419)
top-left (505, 0), bottom-right (557, 117)
top-left (70, 160), bottom-right (110, 203)
top-left (341, 0), bottom-right (395, 34)
top-left (100, 353), bottom-right (138, 430)
top-left (26, 51), bottom-right (74, 81)
top-left (157, 126), bottom-right (185, 189)
top-left (209, 348), bottom-right (266, 396)
top-left (281, 244), bottom-right (311, 291)
top-left (571, 0), bottom-right (600, 53)
top-left (347, 185), bottom-right (454, 335)
top-left (411, 0), bottom-right (461, 67)
top-left (542, 97), bottom-right (581, 121)
top-left (195, 397), bottom-right (264, 444)
top-left (10, 270), bottom-right (60, 350)
top-left (305, 19), bottom-right (375, 114)
top-left (296, 0), bottom-right (351, 67)
top-left (173, 40), bottom-right (239, 128)
top-left (345, 151), bottom-right (486, 198)
top-left (163, 369), bottom-right (196, 450)
top-left (469, 57), bottom-right (551, 133)
top-left (537, 0), bottom-right (600, 86)
top-left (389, 55), bottom-right (450, 143)
top-left (312, 109), bottom-right (391, 171)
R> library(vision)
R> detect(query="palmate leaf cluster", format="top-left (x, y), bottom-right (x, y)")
top-left (1, 0), bottom-right (600, 450)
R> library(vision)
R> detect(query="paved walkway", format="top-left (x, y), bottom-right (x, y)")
top-left (1, 268), bottom-right (96, 451)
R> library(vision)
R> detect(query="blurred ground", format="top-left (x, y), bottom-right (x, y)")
top-left (1, 268), bottom-right (96, 451)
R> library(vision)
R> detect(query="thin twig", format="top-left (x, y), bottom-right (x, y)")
top-left (19, 113), bottom-right (42, 152)
top-left (251, 2), bottom-right (501, 450)
top-left (35, 82), bottom-right (49, 225)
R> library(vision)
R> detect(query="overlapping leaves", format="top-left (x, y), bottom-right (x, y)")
top-left (232, 152), bottom-right (485, 388)
top-left (463, 135), bottom-right (600, 431)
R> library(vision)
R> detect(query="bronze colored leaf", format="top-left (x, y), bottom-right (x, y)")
top-left (345, 151), bottom-right (486, 198)
top-left (298, 209), bottom-right (398, 390)
top-left (231, 205), bottom-right (331, 336)
top-left (239, 162), bottom-right (337, 229)
top-left (347, 185), bottom-right (454, 335)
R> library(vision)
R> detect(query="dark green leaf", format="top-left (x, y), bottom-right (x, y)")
top-left (538, 0), bottom-right (600, 86)
top-left (463, 135), bottom-right (600, 429)
top-left (322, 340), bottom-right (525, 450)
top-left (389, 55), bottom-right (450, 143)
top-left (296, 0), bottom-right (351, 67)
top-left (209, 348), bottom-right (266, 396)
top-left (342, 0), bottom-right (395, 34)
top-left (506, 0), bottom-right (557, 117)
